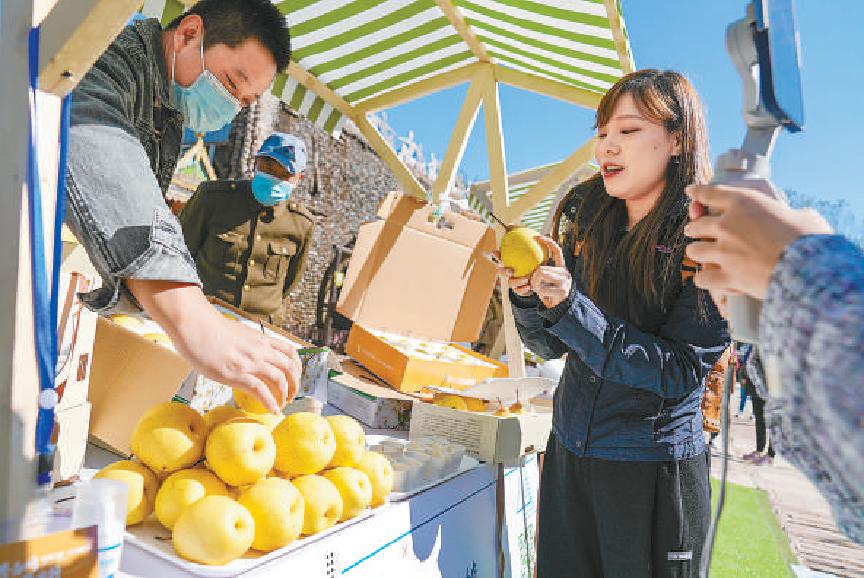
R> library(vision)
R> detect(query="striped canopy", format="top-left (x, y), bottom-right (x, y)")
top-left (141, 0), bottom-right (633, 137)
top-left (468, 161), bottom-right (597, 232)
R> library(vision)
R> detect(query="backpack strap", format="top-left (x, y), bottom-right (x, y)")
top-left (701, 346), bottom-right (734, 433)
top-left (681, 256), bottom-right (699, 286)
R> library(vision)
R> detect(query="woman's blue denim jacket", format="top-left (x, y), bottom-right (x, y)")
top-left (512, 199), bottom-right (729, 461)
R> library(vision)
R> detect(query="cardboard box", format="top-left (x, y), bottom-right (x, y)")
top-left (409, 401), bottom-right (553, 466)
top-left (338, 192), bottom-right (506, 392)
top-left (55, 272), bottom-right (99, 411)
top-left (327, 360), bottom-right (415, 430)
top-left (344, 326), bottom-right (506, 392)
top-left (54, 251), bottom-right (100, 481)
top-left (53, 402), bottom-right (91, 482)
top-left (88, 298), bottom-right (326, 455)
top-left (88, 317), bottom-right (192, 455)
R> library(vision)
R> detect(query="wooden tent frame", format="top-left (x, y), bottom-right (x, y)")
top-left (1, 0), bottom-right (634, 513)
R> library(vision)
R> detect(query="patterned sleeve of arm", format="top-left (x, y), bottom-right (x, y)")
top-left (759, 234), bottom-right (864, 544)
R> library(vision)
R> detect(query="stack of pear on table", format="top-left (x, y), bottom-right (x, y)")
top-left (95, 394), bottom-right (393, 566)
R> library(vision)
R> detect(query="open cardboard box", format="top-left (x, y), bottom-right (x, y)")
top-left (88, 316), bottom-right (192, 456)
top-left (54, 268), bottom-right (100, 482)
top-left (338, 192), bottom-right (506, 392)
top-left (88, 298), bottom-right (316, 456)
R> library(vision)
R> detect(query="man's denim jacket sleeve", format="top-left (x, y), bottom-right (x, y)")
top-left (65, 24), bottom-right (199, 313)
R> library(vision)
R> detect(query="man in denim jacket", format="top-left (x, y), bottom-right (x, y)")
top-left (65, 0), bottom-right (300, 412)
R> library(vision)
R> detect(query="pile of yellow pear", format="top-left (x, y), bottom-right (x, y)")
top-left (431, 393), bottom-right (525, 416)
top-left (94, 396), bottom-right (393, 566)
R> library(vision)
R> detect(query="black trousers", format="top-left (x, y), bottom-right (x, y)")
top-left (536, 435), bottom-right (711, 578)
top-left (751, 396), bottom-right (775, 457)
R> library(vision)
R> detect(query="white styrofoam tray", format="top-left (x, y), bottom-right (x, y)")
top-left (76, 464), bottom-right (385, 578)
top-left (366, 434), bottom-right (481, 502)
top-left (426, 376), bottom-right (557, 406)
top-left (123, 502), bottom-right (384, 577)
top-left (388, 455), bottom-right (480, 502)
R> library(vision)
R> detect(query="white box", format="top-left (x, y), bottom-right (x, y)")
top-left (53, 402), bottom-right (91, 482)
top-left (327, 378), bottom-right (413, 430)
top-left (409, 401), bottom-right (553, 466)
top-left (55, 272), bottom-right (99, 411)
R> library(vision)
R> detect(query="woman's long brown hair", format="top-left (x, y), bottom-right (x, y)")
top-left (552, 70), bottom-right (711, 328)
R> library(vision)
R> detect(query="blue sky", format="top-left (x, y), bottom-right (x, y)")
top-left (381, 1), bottom-right (864, 220)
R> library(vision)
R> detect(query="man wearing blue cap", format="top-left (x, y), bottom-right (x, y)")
top-left (180, 133), bottom-right (315, 323)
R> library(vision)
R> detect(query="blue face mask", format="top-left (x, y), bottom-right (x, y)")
top-left (251, 172), bottom-right (293, 206)
top-left (172, 40), bottom-right (241, 133)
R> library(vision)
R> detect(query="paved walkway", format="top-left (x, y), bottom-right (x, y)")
top-left (710, 400), bottom-right (864, 577)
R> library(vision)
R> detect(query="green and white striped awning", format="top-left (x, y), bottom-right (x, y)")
top-left (141, 0), bottom-right (632, 138)
top-left (468, 180), bottom-right (557, 232)
top-left (468, 160), bottom-right (597, 232)
top-left (454, 0), bottom-right (625, 92)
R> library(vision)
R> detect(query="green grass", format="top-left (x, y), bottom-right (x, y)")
top-left (708, 478), bottom-right (798, 577)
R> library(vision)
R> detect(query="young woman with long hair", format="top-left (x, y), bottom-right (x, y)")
top-left (501, 70), bottom-right (729, 577)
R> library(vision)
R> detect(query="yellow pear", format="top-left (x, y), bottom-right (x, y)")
top-left (463, 397), bottom-right (487, 412)
top-left (322, 467), bottom-right (372, 521)
top-left (238, 477), bottom-right (304, 552)
top-left (110, 314), bottom-right (143, 328)
top-left (233, 388), bottom-right (272, 414)
top-left (242, 411), bottom-right (284, 432)
top-left (432, 394), bottom-right (468, 411)
top-left (141, 333), bottom-right (172, 347)
top-left (203, 405), bottom-right (246, 431)
top-left (94, 460), bottom-right (159, 526)
top-left (500, 227), bottom-right (546, 277)
top-left (354, 451), bottom-right (393, 507)
top-left (131, 401), bottom-right (207, 475)
top-left (172, 495), bottom-right (254, 566)
top-left (154, 468), bottom-right (229, 530)
top-left (206, 419), bottom-right (276, 487)
top-left (292, 475), bottom-right (343, 536)
top-left (272, 412), bottom-right (336, 476)
top-left (325, 415), bottom-right (365, 468)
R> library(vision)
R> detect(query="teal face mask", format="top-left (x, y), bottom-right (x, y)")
top-left (251, 172), bottom-right (293, 206)
top-left (172, 40), bottom-right (241, 133)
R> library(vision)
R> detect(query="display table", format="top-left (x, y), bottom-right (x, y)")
top-left (86, 410), bottom-right (540, 578)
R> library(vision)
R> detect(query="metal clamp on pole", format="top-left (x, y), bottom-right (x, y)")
top-left (701, 2), bottom-right (804, 576)
top-left (710, 0), bottom-right (804, 345)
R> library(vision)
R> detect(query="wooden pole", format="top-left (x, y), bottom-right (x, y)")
top-left (286, 61), bottom-right (428, 201)
top-left (434, 0), bottom-right (490, 62)
top-left (493, 65), bottom-right (603, 110)
top-left (603, 0), bottom-right (636, 75)
top-left (482, 77), bottom-right (525, 379)
top-left (38, 0), bottom-right (141, 95)
top-left (506, 138), bottom-right (596, 223)
top-left (354, 63), bottom-right (482, 114)
top-left (430, 65), bottom-right (490, 206)
top-left (0, 0), bottom-right (39, 523)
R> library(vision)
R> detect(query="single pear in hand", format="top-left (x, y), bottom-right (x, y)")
top-left (500, 227), bottom-right (546, 277)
